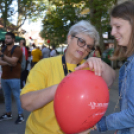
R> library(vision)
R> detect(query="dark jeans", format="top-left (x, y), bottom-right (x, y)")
top-left (20, 70), bottom-right (29, 89)
top-left (1, 79), bottom-right (23, 114)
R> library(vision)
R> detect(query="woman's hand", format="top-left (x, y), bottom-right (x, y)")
top-left (75, 57), bottom-right (102, 76)
top-left (75, 57), bottom-right (116, 87)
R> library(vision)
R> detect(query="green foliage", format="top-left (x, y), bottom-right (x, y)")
top-left (87, 0), bottom-right (115, 50)
top-left (40, 0), bottom-right (116, 48)
top-left (0, 0), bottom-right (13, 28)
top-left (40, 0), bottom-right (90, 47)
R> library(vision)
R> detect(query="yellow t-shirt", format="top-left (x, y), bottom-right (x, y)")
top-left (21, 55), bottom-right (88, 134)
top-left (31, 49), bottom-right (42, 62)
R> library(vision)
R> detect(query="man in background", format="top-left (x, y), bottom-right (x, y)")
top-left (31, 44), bottom-right (42, 68)
top-left (0, 32), bottom-right (24, 124)
top-left (42, 45), bottom-right (50, 58)
top-left (50, 46), bottom-right (57, 57)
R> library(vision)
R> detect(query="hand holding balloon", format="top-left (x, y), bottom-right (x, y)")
top-left (75, 57), bottom-right (116, 87)
top-left (75, 57), bottom-right (102, 76)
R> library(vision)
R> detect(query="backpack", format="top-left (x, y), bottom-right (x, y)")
top-left (2, 45), bottom-right (26, 71)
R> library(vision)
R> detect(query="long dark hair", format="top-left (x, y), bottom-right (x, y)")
top-left (20, 39), bottom-right (26, 46)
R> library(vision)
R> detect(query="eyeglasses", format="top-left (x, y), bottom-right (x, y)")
top-left (72, 36), bottom-right (94, 52)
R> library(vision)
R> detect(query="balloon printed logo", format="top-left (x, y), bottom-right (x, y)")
top-left (88, 102), bottom-right (109, 109)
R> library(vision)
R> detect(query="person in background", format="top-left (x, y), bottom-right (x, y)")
top-left (25, 46), bottom-right (31, 80)
top-left (1, 44), bottom-right (6, 51)
top-left (42, 45), bottom-right (50, 58)
top-left (93, 46), bottom-right (102, 58)
top-left (19, 39), bottom-right (28, 88)
top-left (26, 46), bottom-right (31, 72)
top-left (31, 44), bottom-right (42, 68)
top-left (20, 20), bottom-right (115, 134)
top-left (1, 41), bottom-right (6, 50)
top-left (50, 46), bottom-right (57, 57)
top-left (101, 45), bottom-right (111, 65)
top-left (0, 32), bottom-right (24, 124)
top-left (19, 39), bottom-right (28, 60)
top-left (87, 46), bottom-right (95, 58)
top-left (108, 43), bottom-right (115, 67)
top-left (0, 42), bottom-right (5, 91)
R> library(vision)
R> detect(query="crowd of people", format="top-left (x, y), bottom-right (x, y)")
top-left (0, 1), bottom-right (134, 134)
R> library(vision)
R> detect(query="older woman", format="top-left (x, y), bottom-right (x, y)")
top-left (20, 20), bottom-right (115, 134)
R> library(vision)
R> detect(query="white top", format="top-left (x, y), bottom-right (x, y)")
top-left (50, 49), bottom-right (57, 57)
top-left (42, 47), bottom-right (50, 58)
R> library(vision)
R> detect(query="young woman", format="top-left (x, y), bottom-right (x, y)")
top-left (79, 1), bottom-right (134, 134)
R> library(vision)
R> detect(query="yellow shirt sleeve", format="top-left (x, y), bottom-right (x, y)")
top-left (21, 60), bottom-right (47, 95)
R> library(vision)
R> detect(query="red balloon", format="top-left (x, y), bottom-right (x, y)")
top-left (54, 70), bottom-right (109, 134)
top-left (47, 39), bottom-right (50, 44)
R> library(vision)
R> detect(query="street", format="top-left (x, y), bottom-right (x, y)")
top-left (0, 69), bottom-right (119, 134)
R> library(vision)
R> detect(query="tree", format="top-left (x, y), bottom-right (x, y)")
top-left (40, 0), bottom-right (90, 47)
top-left (0, 0), bottom-right (46, 34)
top-left (40, 0), bottom-right (119, 51)
top-left (40, 0), bottom-right (117, 49)
top-left (0, 0), bottom-right (13, 30)
top-left (16, 0), bottom-right (46, 34)
top-left (87, 0), bottom-right (116, 50)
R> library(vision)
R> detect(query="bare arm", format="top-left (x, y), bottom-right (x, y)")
top-left (20, 84), bottom-right (58, 112)
top-left (0, 47), bottom-right (21, 66)
top-left (2, 55), bottom-right (18, 66)
top-left (75, 57), bottom-right (116, 87)
top-left (0, 57), bottom-right (12, 66)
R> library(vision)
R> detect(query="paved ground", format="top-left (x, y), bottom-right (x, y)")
top-left (0, 69), bottom-right (119, 134)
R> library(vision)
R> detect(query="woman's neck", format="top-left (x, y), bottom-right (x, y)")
top-left (65, 51), bottom-right (81, 64)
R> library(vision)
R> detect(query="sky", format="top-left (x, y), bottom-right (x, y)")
top-left (10, 0), bottom-right (43, 32)
top-left (21, 19), bottom-right (43, 32)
